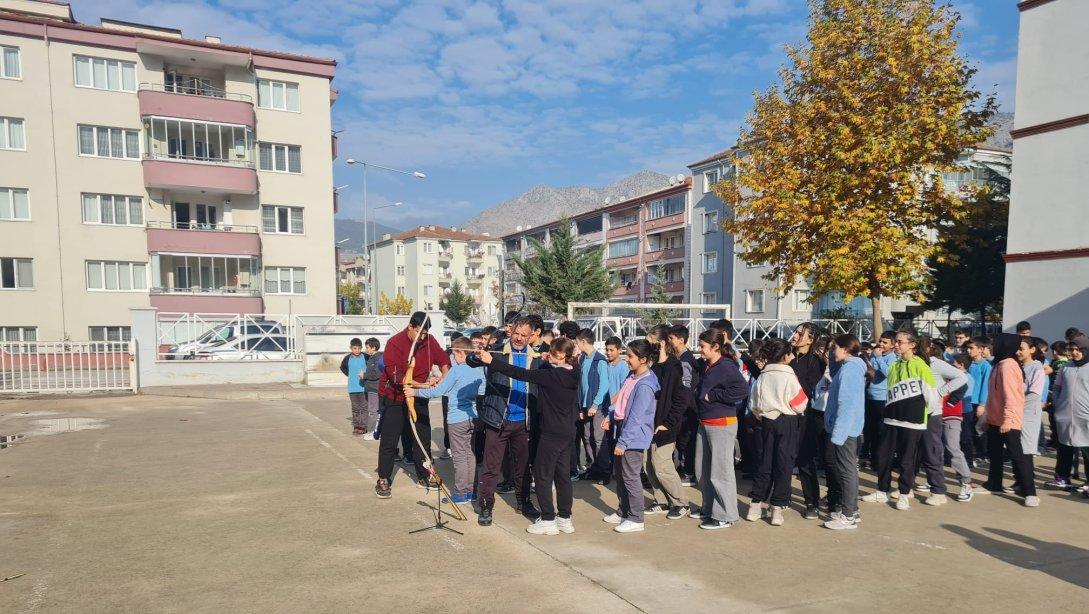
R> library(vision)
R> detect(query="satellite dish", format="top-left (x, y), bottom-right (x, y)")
top-left (668, 176), bottom-right (677, 186)
top-left (516, 225), bottom-right (523, 231)
top-left (604, 197), bottom-right (612, 205)
top-left (675, 174), bottom-right (686, 183)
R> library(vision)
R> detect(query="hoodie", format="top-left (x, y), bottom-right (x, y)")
top-left (1052, 334), bottom-right (1089, 448)
top-left (825, 356), bottom-right (867, 445)
top-left (614, 370), bottom-right (660, 451)
top-left (750, 363), bottom-right (808, 420)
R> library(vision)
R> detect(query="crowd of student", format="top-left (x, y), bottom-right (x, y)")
top-left (341, 312), bottom-right (1089, 535)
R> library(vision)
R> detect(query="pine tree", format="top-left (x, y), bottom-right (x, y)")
top-left (441, 280), bottom-right (475, 326)
top-left (514, 217), bottom-right (615, 316)
top-left (638, 266), bottom-right (680, 326)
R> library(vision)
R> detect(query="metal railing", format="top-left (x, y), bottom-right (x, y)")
top-left (142, 152), bottom-right (255, 169)
top-left (146, 220), bottom-right (259, 233)
top-left (150, 286), bottom-right (261, 297)
top-left (1, 341), bottom-right (134, 394)
top-left (140, 82), bottom-right (253, 103)
top-left (156, 313), bottom-right (299, 361)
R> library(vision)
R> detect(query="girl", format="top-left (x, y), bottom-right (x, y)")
top-left (823, 334), bottom-right (868, 530)
top-left (601, 339), bottom-right (660, 533)
top-left (692, 329), bottom-right (750, 530)
top-left (747, 338), bottom-right (807, 526)
top-left (643, 327), bottom-right (689, 520)
top-left (1017, 337), bottom-right (1047, 463)
top-left (919, 338), bottom-right (971, 505)
top-left (1051, 334), bottom-right (1089, 496)
top-left (476, 337), bottom-right (580, 535)
top-left (982, 333), bottom-right (1038, 506)
top-left (861, 330), bottom-right (939, 510)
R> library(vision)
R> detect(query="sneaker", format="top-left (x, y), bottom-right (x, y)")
top-left (924, 494), bottom-right (948, 506)
top-left (645, 503), bottom-right (668, 515)
top-left (447, 492), bottom-right (472, 506)
top-left (1080, 486), bottom-right (1089, 498)
top-left (614, 520), bottom-right (645, 533)
top-left (956, 484), bottom-right (974, 502)
top-left (517, 500), bottom-right (540, 519)
top-left (699, 519), bottom-right (733, 530)
top-left (770, 505), bottom-right (785, 526)
top-left (352, 427), bottom-right (365, 435)
top-left (439, 449), bottom-right (452, 460)
top-left (374, 478), bottom-right (392, 499)
top-left (824, 514), bottom-right (860, 530)
top-left (526, 518), bottom-right (559, 535)
top-left (1002, 485), bottom-right (1016, 495)
top-left (1044, 477), bottom-right (1073, 490)
top-left (688, 507), bottom-right (704, 519)
top-left (362, 433), bottom-right (376, 441)
top-left (1024, 495), bottom-right (1040, 507)
top-left (915, 483), bottom-right (931, 494)
top-left (889, 490), bottom-right (900, 500)
top-left (556, 516), bottom-right (575, 534)
top-left (860, 491), bottom-right (889, 504)
top-left (496, 481), bottom-right (515, 494)
top-left (602, 512), bottom-right (623, 524)
top-left (666, 505), bottom-right (688, 520)
top-left (803, 505), bottom-right (819, 520)
top-left (896, 493), bottom-right (911, 510)
top-left (745, 502), bottom-right (766, 522)
top-left (680, 475), bottom-right (696, 487)
top-left (477, 506), bottom-right (493, 526)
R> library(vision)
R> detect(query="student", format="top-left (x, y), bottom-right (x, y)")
top-left (920, 338), bottom-right (971, 504)
top-left (667, 325), bottom-right (701, 486)
top-left (597, 336), bottom-right (629, 487)
top-left (953, 354), bottom-right (977, 469)
top-left (361, 337), bottom-right (383, 439)
top-left (823, 334), bottom-right (868, 530)
top-left (600, 339), bottom-right (660, 533)
top-left (1018, 337), bottom-right (1047, 463)
top-left (789, 322), bottom-right (827, 519)
top-left (1016, 321), bottom-right (1032, 337)
top-left (340, 338), bottom-right (369, 436)
top-left (861, 330), bottom-right (939, 510)
top-left (1045, 340), bottom-right (1070, 453)
top-left (643, 327), bottom-right (689, 519)
top-left (981, 333), bottom-right (1039, 506)
top-left (406, 337), bottom-right (483, 505)
top-left (691, 329), bottom-right (749, 529)
top-left (1050, 334), bottom-right (1089, 495)
top-left (966, 337), bottom-right (993, 464)
top-left (952, 329), bottom-right (970, 355)
top-left (476, 337), bottom-right (580, 536)
top-left (747, 338), bottom-right (806, 526)
top-left (575, 329), bottom-right (611, 480)
top-left (540, 329), bottom-right (555, 347)
top-left (863, 331), bottom-right (896, 465)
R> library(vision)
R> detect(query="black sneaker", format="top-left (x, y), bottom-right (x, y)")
top-left (517, 500), bottom-right (540, 519)
top-left (496, 481), bottom-right (515, 494)
top-left (478, 506), bottom-right (493, 526)
top-left (644, 503), bottom-right (668, 515)
top-left (666, 505), bottom-right (688, 520)
top-left (803, 505), bottom-right (820, 520)
top-left (375, 478), bottom-right (392, 499)
top-left (699, 519), bottom-right (733, 530)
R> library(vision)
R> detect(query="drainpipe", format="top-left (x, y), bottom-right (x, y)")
top-left (44, 25), bottom-right (70, 339)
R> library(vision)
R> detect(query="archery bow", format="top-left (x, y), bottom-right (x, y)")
top-left (402, 318), bottom-right (467, 521)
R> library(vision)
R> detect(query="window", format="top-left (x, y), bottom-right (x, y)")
top-left (745, 290), bottom-right (765, 313)
top-left (608, 238), bottom-right (638, 259)
top-left (395, 243), bottom-right (404, 256)
top-left (396, 285), bottom-right (406, 296)
top-left (265, 267), bottom-right (306, 294)
top-left (700, 292), bottom-right (716, 304)
top-left (487, 245), bottom-right (497, 255)
top-left (78, 125), bottom-right (139, 159)
top-left (423, 263), bottom-right (433, 275)
top-left (73, 55), bottom-right (136, 92)
top-left (89, 326), bottom-right (131, 342)
top-left (575, 216), bottom-right (603, 235)
top-left (81, 194), bottom-right (143, 226)
top-left (1, 117), bottom-right (25, 150)
top-left (610, 209), bottom-right (638, 227)
top-left (261, 205), bottom-right (304, 234)
top-left (505, 238), bottom-right (520, 252)
top-left (703, 169), bottom-right (719, 193)
top-left (648, 195), bottom-right (684, 220)
top-left (257, 79), bottom-right (300, 111)
top-left (258, 143), bottom-right (301, 173)
top-left (86, 260), bottom-right (147, 291)
top-left (0, 188), bottom-right (30, 221)
top-left (702, 251), bottom-right (718, 274)
top-left (793, 289), bottom-right (811, 312)
top-left (1, 46), bottom-right (20, 79)
top-left (702, 210), bottom-right (719, 233)
top-left (1, 326), bottom-right (36, 343)
top-left (396, 265), bottom-right (405, 276)
top-left (1, 257), bottom-right (33, 289)
top-left (423, 241), bottom-right (434, 254)
top-left (423, 285), bottom-right (434, 297)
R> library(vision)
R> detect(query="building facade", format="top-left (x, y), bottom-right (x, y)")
top-left (369, 226), bottom-right (502, 323)
top-left (0, 1), bottom-right (338, 342)
top-left (1003, 0), bottom-right (1089, 341)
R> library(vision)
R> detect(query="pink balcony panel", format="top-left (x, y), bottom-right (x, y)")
top-left (138, 89), bottom-right (255, 126)
top-left (606, 224), bottom-right (640, 239)
top-left (644, 212), bottom-right (686, 232)
top-left (148, 227), bottom-right (261, 256)
top-left (645, 247), bottom-right (686, 263)
top-left (150, 294), bottom-right (264, 314)
top-left (143, 158), bottom-right (257, 194)
top-left (606, 254), bottom-right (639, 268)
top-left (663, 280), bottom-right (685, 293)
top-left (614, 285), bottom-right (640, 297)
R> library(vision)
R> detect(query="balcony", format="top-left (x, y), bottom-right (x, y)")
top-left (138, 83), bottom-right (255, 127)
top-left (147, 221), bottom-right (261, 256)
top-left (614, 282), bottom-right (641, 298)
top-left (645, 210), bottom-right (686, 232)
top-left (142, 116), bottom-right (257, 194)
top-left (663, 280), bottom-right (685, 294)
top-left (149, 253), bottom-right (263, 313)
top-left (466, 248), bottom-right (484, 260)
top-left (606, 254), bottom-right (639, 268)
top-left (606, 223), bottom-right (640, 240)
top-left (438, 248), bottom-right (454, 260)
top-left (644, 246), bottom-right (686, 263)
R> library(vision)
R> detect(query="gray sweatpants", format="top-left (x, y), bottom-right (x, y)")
top-left (364, 391), bottom-right (381, 433)
top-left (942, 419), bottom-right (972, 485)
top-left (447, 419), bottom-right (476, 496)
top-left (614, 449), bottom-right (646, 522)
top-left (920, 415), bottom-right (949, 495)
top-left (696, 423), bottom-right (740, 523)
top-left (833, 436), bottom-right (859, 517)
top-left (645, 441), bottom-right (685, 507)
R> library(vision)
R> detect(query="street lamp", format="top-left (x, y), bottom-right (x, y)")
top-left (366, 201), bottom-right (403, 311)
top-left (345, 159), bottom-right (425, 313)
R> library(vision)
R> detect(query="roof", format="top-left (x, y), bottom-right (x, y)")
top-left (384, 226), bottom-right (498, 244)
top-left (688, 147), bottom-right (737, 169)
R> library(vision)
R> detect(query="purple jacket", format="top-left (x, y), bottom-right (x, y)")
top-left (615, 371), bottom-right (660, 451)
top-left (696, 357), bottom-right (749, 420)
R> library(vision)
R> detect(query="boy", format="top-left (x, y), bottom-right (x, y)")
top-left (540, 329), bottom-right (555, 348)
top-left (361, 337), bottom-right (383, 440)
top-left (340, 338), bottom-right (369, 435)
top-left (574, 328), bottom-right (611, 480)
top-left (667, 325), bottom-right (701, 485)
top-left (952, 329), bottom-right (970, 355)
top-left (406, 337), bottom-right (484, 504)
top-left (953, 354), bottom-right (976, 464)
top-left (966, 337), bottom-right (992, 465)
top-left (604, 336), bottom-right (630, 404)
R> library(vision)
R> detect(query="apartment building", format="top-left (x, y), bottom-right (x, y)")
top-left (369, 226), bottom-right (503, 323)
top-left (0, 1), bottom-right (338, 342)
top-left (1003, 0), bottom-right (1089, 342)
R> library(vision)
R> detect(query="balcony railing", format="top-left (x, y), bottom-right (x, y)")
top-left (466, 249), bottom-right (484, 259)
top-left (150, 286), bottom-right (261, 297)
top-left (140, 82), bottom-right (253, 103)
top-left (438, 249), bottom-right (454, 258)
top-left (143, 152), bottom-right (255, 168)
top-left (147, 220), bottom-right (258, 233)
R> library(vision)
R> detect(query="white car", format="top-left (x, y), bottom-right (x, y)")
top-left (165, 321), bottom-right (284, 359)
top-left (195, 335), bottom-right (292, 360)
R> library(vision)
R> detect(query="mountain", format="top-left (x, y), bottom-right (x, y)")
top-left (335, 218), bottom-right (402, 251)
top-left (459, 170), bottom-right (674, 237)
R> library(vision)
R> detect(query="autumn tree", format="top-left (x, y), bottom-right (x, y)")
top-left (441, 280), bottom-right (475, 326)
top-left (715, 0), bottom-right (996, 335)
top-left (338, 282), bottom-right (363, 315)
top-left (514, 217), bottom-right (614, 316)
top-left (378, 291), bottom-right (413, 315)
top-left (638, 266), bottom-right (680, 326)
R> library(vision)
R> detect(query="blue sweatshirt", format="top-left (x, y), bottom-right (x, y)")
top-left (615, 370), bottom-right (660, 451)
top-left (346, 354), bottom-right (367, 393)
top-left (962, 372), bottom-right (976, 411)
top-left (606, 360), bottom-right (630, 408)
top-left (825, 356), bottom-right (867, 445)
top-left (579, 351), bottom-right (610, 409)
top-left (414, 361), bottom-right (483, 424)
top-left (507, 346), bottom-right (529, 422)
top-left (968, 359), bottom-right (992, 408)
top-left (867, 352), bottom-right (895, 401)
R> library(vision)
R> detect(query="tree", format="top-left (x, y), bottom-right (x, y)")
top-left (923, 171), bottom-right (1009, 325)
top-left (441, 280), bottom-right (475, 326)
top-left (338, 282), bottom-right (363, 315)
top-left (513, 217), bottom-right (615, 316)
top-left (638, 266), bottom-right (680, 326)
top-left (378, 291), bottom-right (413, 315)
top-left (715, 0), bottom-right (996, 335)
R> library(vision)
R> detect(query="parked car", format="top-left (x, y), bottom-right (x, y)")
top-left (194, 335), bottom-right (292, 360)
top-left (164, 321), bottom-right (284, 359)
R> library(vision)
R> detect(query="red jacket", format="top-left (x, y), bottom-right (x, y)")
top-left (378, 329), bottom-right (450, 402)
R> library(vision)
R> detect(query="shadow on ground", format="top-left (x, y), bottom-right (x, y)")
top-left (944, 524), bottom-right (1089, 590)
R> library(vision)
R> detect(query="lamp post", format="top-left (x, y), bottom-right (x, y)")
top-left (367, 201), bottom-right (403, 313)
top-left (345, 159), bottom-right (426, 313)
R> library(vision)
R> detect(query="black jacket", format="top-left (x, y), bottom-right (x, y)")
top-left (488, 360), bottom-right (578, 438)
top-left (790, 350), bottom-right (827, 409)
top-left (677, 350), bottom-right (701, 413)
top-left (467, 342), bottom-right (542, 429)
top-left (652, 356), bottom-right (689, 445)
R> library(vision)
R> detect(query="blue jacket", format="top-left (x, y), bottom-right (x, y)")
top-left (695, 357), bottom-right (749, 420)
top-left (867, 352), bottom-right (895, 401)
top-left (615, 371), bottom-right (660, 451)
top-left (825, 356), bottom-right (867, 445)
top-left (968, 359), bottom-right (992, 408)
top-left (414, 361), bottom-right (483, 424)
top-left (579, 351), bottom-right (609, 409)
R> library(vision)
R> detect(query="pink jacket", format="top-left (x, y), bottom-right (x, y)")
top-left (985, 358), bottom-right (1025, 429)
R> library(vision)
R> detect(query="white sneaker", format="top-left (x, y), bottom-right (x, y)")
top-left (860, 491), bottom-right (889, 503)
top-left (769, 505), bottom-right (785, 526)
top-left (957, 483), bottom-right (974, 502)
top-left (526, 518), bottom-right (559, 535)
top-left (614, 520), bottom-right (644, 533)
top-left (745, 502), bottom-right (766, 522)
top-left (556, 517), bottom-right (575, 534)
top-left (924, 494), bottom-right (948, 506)
top-left (1024, 495), bottom-right (1040, 507)
top-left (824, 514), bottom-right (860, 530)
top-left (896, 493), bottom-right (911, 510)
top-left (361, 433), bottom-right (376, 441)
top-left (602, 512), bottom-right (623, 524)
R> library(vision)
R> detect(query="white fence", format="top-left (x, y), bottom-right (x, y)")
top-left (155, 313), bottom-right (299, 361)
top-left (0, 341), bottom-right (134, 394)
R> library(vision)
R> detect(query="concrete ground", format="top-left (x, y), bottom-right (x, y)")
top-left (2, 391), bottom-right (1089, 613)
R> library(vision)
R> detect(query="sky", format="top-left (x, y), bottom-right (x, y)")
top-left (70, 0), bottom-right (1021, 230)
